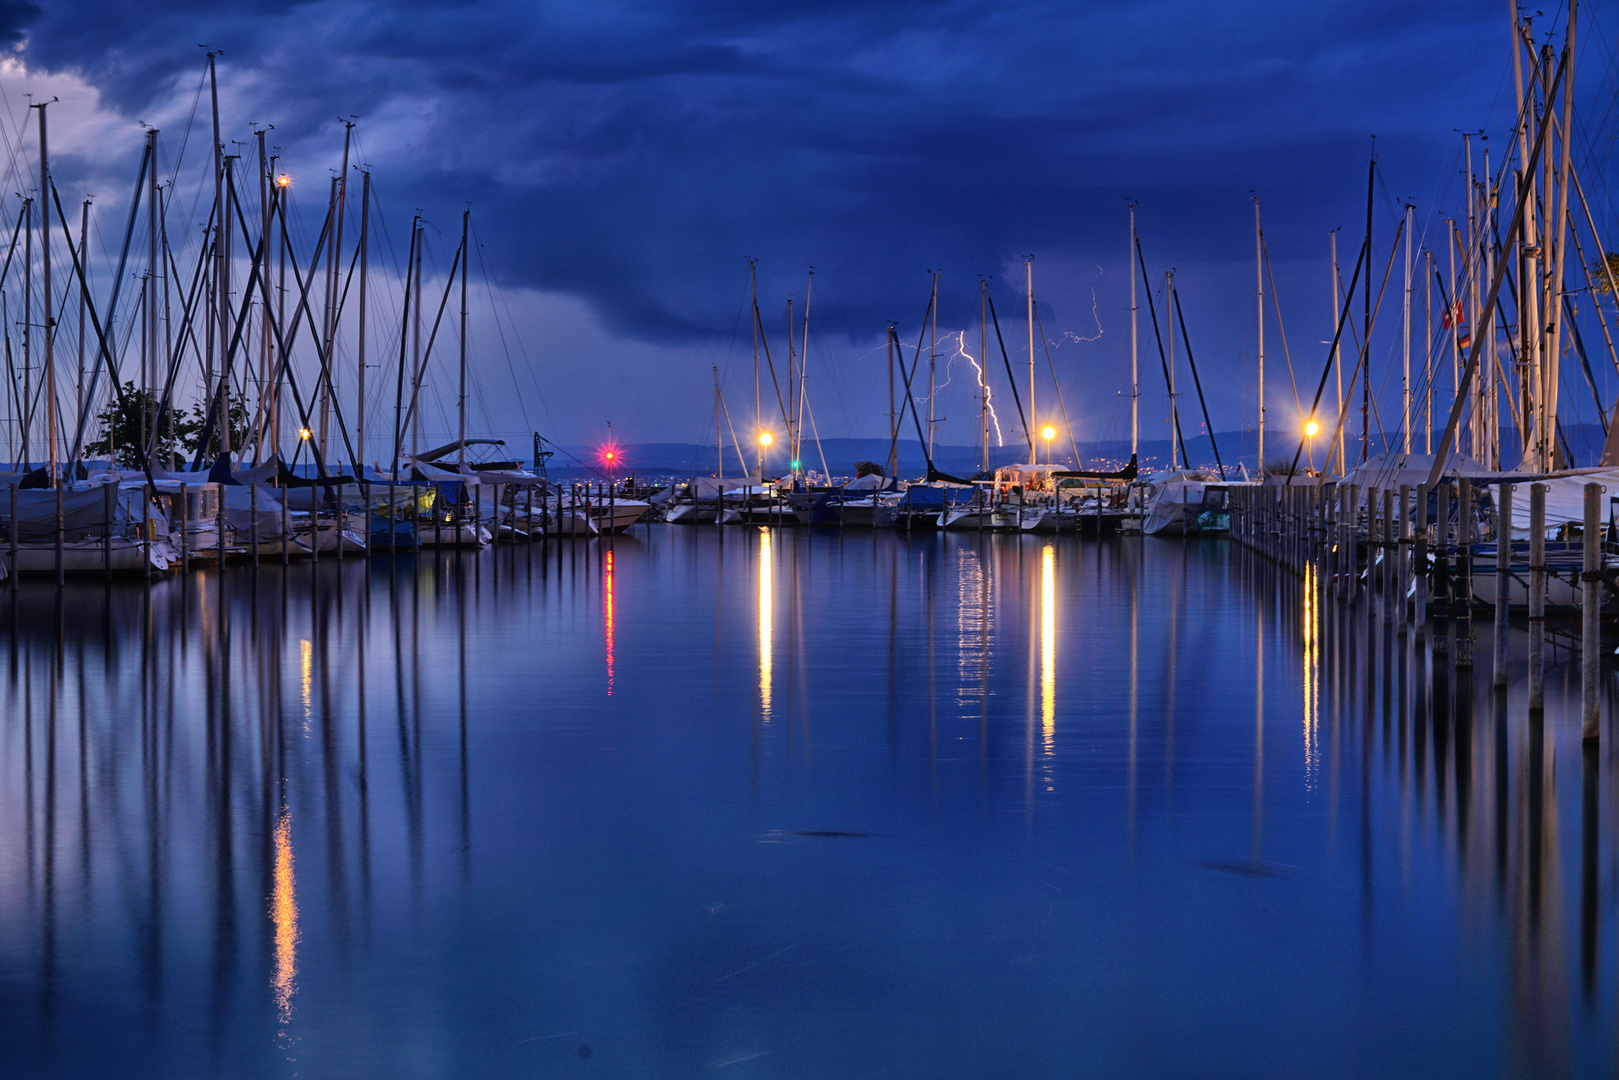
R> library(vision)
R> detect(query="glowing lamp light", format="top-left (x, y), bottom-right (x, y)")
top-left (298, 427), bottom-right (312, 440)
top-left (1305, 420), bottom-right (1320, 437)
top-left (604, 451), bottom-right (615, 461)
top-left (790, 459), bottom-right (800, 470)
top-left (276, 175), bottom-right (291, 188)
top-left (758, 432), bottom-right (773, 447)
top-left (1041, 426), bottom-right (1056, 441)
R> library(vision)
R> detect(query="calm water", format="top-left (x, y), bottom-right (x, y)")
top-left (0, 528), bottom-right (1610, 1078)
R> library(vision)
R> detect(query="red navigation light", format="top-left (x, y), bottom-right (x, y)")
top-left (595, 439), bottom-right (624, 472)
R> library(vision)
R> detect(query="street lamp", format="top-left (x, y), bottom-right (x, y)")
top-left (1305, 419), bottom-right (1319, 437)
top-left (1041, 425), bottom-right (1056, 464)
top-left (758, 432), bottom-right (773, 447)
top-left (298, 427), bottom-right (312, 441)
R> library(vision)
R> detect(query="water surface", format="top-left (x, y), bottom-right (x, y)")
top-left (0, 528), bottom-right (1609, 1078)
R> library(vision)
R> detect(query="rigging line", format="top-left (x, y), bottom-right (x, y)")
top-left (984, 293), bottom-right (1030, 458)
top-left (802, 392), bottom-right (831, 478)
top-left (1258, 231), bottom-right (1303, 421)
top-left (1030, 300), bottom-right (1080, 465)
top-left (715, 381), bottom-right (750, 477)
top-left (470, 225), bottom-right (551, 434)
top-left (395, 240), bottom-right (464, 457)
top-left (67, 144), bottom-right (151, 466)
top-left (1287, 236), bottom-right (1369, 478)
top-left (1133, 234), bottom-right (1191, 470)
top-left (890, 327), bottom-right (939, 474)
top-left (165, 62), bottom-right (210, 192)
top-left (1168, 286), bottom-right (1225, 479)
top-left (753, 299), bottom-right (789, 431)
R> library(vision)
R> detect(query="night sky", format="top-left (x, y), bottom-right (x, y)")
top-left (0, 1), bottom-right (1611, 462)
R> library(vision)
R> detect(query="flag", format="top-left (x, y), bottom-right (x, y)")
top-left (1456, 330), bottom-right (1472, 351)
top-left (1441, 301), bottom-right (1464, 329)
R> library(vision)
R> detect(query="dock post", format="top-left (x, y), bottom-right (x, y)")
top-left (180, 482), bottom-right (190, 574)
top-left (251, 484), bottom-right (260, 568)
top-left (1583, 482), bottom-right (1602, 741)
top-left (1457, 479), bottom-right (1473, 668)
top-left (284, 483), bottom-right (293, 565)
top-left (217, 480), bottom-right (227, 569)
top-left (1529, 483), bottom-right (1546, 712)
top-left (1367, 486), bottom-right (1380, 610)
top-left (54, 482), bottom-right (63, 587)
top-left (1494, 484), bottom-right (1512, 689)
top-left (103, 481), bottom-right (113, 580)
top-left (8, 483), bottom-right (16, 587)
top-left (1383, 488), bottom-right (1395, 624)
top-left (1434, 483), bottom-right (1450, 658)
top-left (1398, 484), bottom-right (1411, 629)
top-left (1414, 484), bottom-right (1428, 639)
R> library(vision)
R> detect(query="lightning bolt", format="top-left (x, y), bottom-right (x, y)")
top-left (943, 330), bottom-right (1004, 446)
top-left (1051, 268), bottom-right (1105, 346)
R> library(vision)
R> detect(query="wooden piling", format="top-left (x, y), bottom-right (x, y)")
top-left (1583, 482), bottom-right (1602, 741)
top-left (1529, 482), bottom-right (1546, 712)
top-left (1413, 483), bottom-right (1427, 639)
top-left (1494, 483), bottom-right (1512, 689)
top-left (1457, 478), bottom-right (1473, 669)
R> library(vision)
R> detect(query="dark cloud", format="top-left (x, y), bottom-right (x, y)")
top-left (9, 0), bottom-right (1583, 437)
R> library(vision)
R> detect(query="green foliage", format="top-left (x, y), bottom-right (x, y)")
top-left (83, 383), bottom-right (198, 468)
top-left (1262, 456), bottom-right (1300, 478)
top-left (1593, 253), bottom-right (1619, 294)
top-left (186, 398), bottom-right (252, 460)
top-left (855, 460), bottom-right (885, 477)
top-left (83, 385), bottom-right (254, 468)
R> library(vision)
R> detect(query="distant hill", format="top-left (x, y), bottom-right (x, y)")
top-left (538, 424), bottom-right (1613, 480)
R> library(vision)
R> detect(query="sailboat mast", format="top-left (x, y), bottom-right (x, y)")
top-left (1253, 197), bottom-right (1264, 471)
top-left (927, 270), bottom-right (938, 460)
top-left (22, 197), bottom-right (30, 468)
top-left (357, 170), bottom-right (370, 469)
top-left (1402, 202), bottom-right (1412, 455)
top-left (1331, 231), bottom-right (1344, 474)
top-left (980, 278), bottom-right (988, 475)
top-left (1129, 206), bottom-right (1139, 463)
top-left (1166, 269), bottom-right (1178, 471)
top-left (458, 208), bottom-right (469, 470)
top-left (749, 259), bottom-right (760, 478)
top-left (798, 269), bottom-right (812, 481)
top-left (255, 128), bottom-right (270, 460)
top-left (1545, 0), bottom-right (1578, 468)
top-left (76, 198), bottom-right (86, 459)
top-left (209, 50), bottom-right (228, 456)
top-left (34, 103), bottom-right (56, 483)
top-left (886, 324), bottom-right (897, 478)
top-left (785, 296), bottom-right (794, 471)
top-left (1026, 258), bottom-right (1035, 462)
top-left (1424, 249), bottom-right (1432, 454)
top-left (411, 218), bottom-right (423, 460)
top-left (714, 365), bottom-right (722, 480)
top-left (1362, 154), bottom-right (1373, 464)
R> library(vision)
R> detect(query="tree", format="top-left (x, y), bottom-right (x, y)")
top-left (83, 382), bottom-right (198, 468)
top-left (186, 398), bottom-right (252, 461)
top-left (855, 460), bottom-right (885, 477)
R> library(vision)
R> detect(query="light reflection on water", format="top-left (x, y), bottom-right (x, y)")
top-left (0, 529), bottom-right (1613, 1077)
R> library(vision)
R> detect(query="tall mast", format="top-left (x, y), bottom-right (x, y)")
top-left (209, 50), bottom-right (227, 457)
top-left (22, 197), bottom-right (30, 468)
top-left (785, 296), bottom-right (795, 470)
top-left (412, 219), bottom-right (423, 460)
top-left (255, 128), bottom-right (270, 460)
top-left (979, 278), bottom-right (988, 475)
top-left (76, 198), bottom-right (87, 460)
top-left (1545, 1), bottom-right (1578, 469)
top-left (1331, 231), bottom-right (1345, 474)
top-left (1362, 153), bottom-right (1374, 464)
top-left (1424, 249), bottom-right (1433, 454)
top-left (1129, 206), bottom-right (1139, 463)
top-left (35, 101), bottom-right (53, 483)
top-left (325, 121), bottom-right (353, 460)
top-left (1166, 269), bottom-right (1178, 471)
top-left (1254, 197), bottom-right (1264, 471)
top-left (1449, 221), bottom-right (1461, 456)
top-left (1402, 202), bottom-right (1413, 455)
top-left (927, 270), bottom-right (938, 460)
top-left (458, 208), bottom-right (469, 470)
top-left (886, 324), bottom-right (896, 478)
top-left (798, 269), bottom-right (812, 481)
top-left (749, 260), bottom-right (760, 478)
top-left (1464, 134), bottom-right (1480, 461)
top-left (714, 365), bottom-right (722, 480)
top-left (1026, 258), bottom-right (1035, 462)
top-left (357, 170), bottom-right (370, 470)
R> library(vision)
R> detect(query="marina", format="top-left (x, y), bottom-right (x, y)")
top-left (7, 0), bottom-right (1619, 1075)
